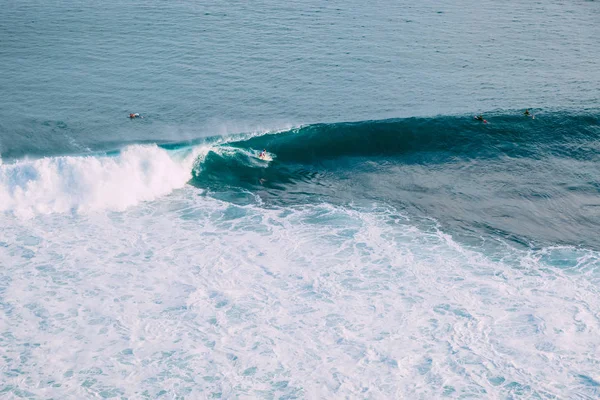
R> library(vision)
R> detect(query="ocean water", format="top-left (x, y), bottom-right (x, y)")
top-left (1, 0), bottom-right (600, 398)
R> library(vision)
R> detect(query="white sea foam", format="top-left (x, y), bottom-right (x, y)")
top-left (0, 145), bottom-right (208, 217)
top-left (1, 190), bottom-right (599, 398)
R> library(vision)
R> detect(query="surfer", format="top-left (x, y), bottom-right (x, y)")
top-left (524, 109), bottom-right (535, 119)
top-left (475, 115), bottom-right (488, 124)
top-left (259, 149), bottom-right (266, 159)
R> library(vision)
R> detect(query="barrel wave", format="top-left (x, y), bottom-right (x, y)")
top-left (2, 112), bottom-right (599, 249)
top-left (193, 112), bottom-right (600, 250)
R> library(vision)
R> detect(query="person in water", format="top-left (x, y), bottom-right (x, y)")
top-left (475, 115), bottom-right (488, 124)
top-left (129, 113), bottom-right (140, 119)
top-left (524, 109), bottom-right (530, 116)
top-left (259, 149), bottom-right (266, 158)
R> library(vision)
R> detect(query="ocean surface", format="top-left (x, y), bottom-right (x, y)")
top-left (1, 0), bottom-right (600, 398)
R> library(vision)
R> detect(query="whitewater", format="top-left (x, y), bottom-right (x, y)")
top-left (2, 115), bottom-right (600, 398)
top-left (3, 185), bottom-right (600, 398)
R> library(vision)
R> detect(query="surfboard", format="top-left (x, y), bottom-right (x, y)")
top-left (258, 153), bottom-right (273, 162)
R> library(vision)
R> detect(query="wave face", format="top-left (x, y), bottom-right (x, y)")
top-left (227, 113), bottom-right (600, 162)
top-left (192, 112), bottom-right (600, 249)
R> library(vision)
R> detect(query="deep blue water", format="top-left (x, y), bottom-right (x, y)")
top-left (2, 0), bottom-right (599, 158)
top-left (1, 0), bottom-right (600, 398)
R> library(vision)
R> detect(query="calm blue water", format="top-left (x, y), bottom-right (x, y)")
top-left (1, 0), bottom-right (600, 398)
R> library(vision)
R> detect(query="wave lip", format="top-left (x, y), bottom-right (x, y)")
top-left (0, 144), bottom-right (206, 217)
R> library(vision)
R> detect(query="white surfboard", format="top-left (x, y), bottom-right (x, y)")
top-left (255, 150), bottom-right (273, 162)
top-left (258, 153), bottom-right (273, 162)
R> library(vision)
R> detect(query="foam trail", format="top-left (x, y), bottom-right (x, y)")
top-left (0, 145), bottom-right (207, 217)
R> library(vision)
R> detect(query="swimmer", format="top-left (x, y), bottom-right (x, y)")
top-left (129, 113), bottom-right (140, 119)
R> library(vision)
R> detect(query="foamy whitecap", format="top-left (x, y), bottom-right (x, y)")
top-left (0, 145), bottom-right (208, 217)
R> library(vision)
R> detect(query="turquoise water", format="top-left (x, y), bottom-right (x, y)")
top-left (1, 0), bottom-right (600, 398)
